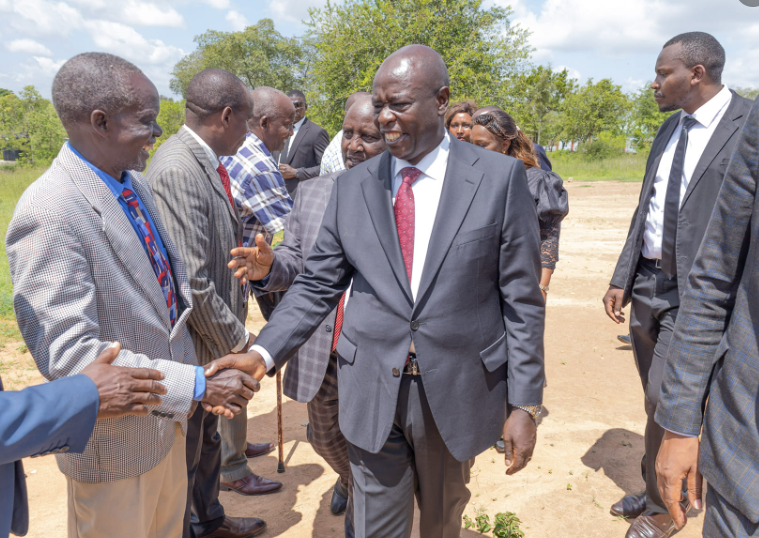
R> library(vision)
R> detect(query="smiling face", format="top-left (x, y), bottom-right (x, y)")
top-left (110, 73), bottom-right (162, 173)
top-left (469, 124), bottom-right (511, 155)
top-left (448, 112), bottom-right (473, 142)
top-left (652, 43), bottom-right (696, 113)
top-left (372, 53), bottom-right (449, 165)
top-left (341, 99), bottom-right (386, 169)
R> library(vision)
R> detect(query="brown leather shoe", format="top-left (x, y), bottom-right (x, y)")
top-left (220, 472), bottom-right (282, 496)
top-left (611, 491), bottom-right (646, 518)
top-left (245, 442), bottom-right (275, 458)
top-left (624, 511), bottom-right (675, 538)
top-left (208, 516), bottom-right (266, 538)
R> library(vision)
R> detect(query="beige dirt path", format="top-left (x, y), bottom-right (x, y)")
top-left (4, 180), bottom-right (705, 538)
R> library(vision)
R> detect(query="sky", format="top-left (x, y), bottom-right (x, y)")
top-left (1, 0), bottom-right (758, 100)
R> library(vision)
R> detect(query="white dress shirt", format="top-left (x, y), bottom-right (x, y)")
top-left (642, 85), bottom-right (732, 259)
top-left (182, 124), bottom-right (250, 353)
top-left (285, 117), bottom-right (306, 157)
top-left (253, 132), bottom-right (451, 370)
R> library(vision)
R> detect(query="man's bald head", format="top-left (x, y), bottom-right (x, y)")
top-left (185, 68), bottom-right (251, 125)
top-left (345, 91), bottom-right (372, 112)
top-left (372, 45), bottom-right (450, 165)
top-left (52, 52), bottom-right (146, 129)
top-left (250, 86), bottom-right (295, 153)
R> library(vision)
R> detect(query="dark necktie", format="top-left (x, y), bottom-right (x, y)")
top-left (395, 167), bottom-right (422, 281)
top-left (121, 188), bottom-right (177, 327)
top-left (660, 115), bottom-right (698, 279)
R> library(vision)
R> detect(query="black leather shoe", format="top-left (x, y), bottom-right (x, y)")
top-left (625, 511), bottom-right (676, 538)
top-left (610, 491), bottom-right (646, 518)
top-left (208, 516), bottom-right (266, 538)
top-left (618, 334), bottom-right (632, 344)
top-left (330, 478), bottom-right (348, 515)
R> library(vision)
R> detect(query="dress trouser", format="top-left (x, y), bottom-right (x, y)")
top-left (67, 423), bottom-right (186, 538)
top-left (347, 374), bottom-right (472, 538)
top-left (184, 405), bottom-right (225, 538)
top-left (705, 488), bottom-right (759, 538)
top-left (628, 258), bottom-right (680, 515)
top-left (218, 404), bottom-right (252, 482)
top-left (307, 352), bottom-right (354, 537)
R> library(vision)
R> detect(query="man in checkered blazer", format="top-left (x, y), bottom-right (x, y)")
top-left (6, 53), bottom-right (258, 538)
top-left (655, 97), bottom-right (759, 537)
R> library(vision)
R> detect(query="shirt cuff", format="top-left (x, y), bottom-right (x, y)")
top-left (664, 428), bottom-right (698, 438)
top-left (250, 344), bottom-right (276, 372)
top-left (193, 366), bottom-right (206, 401)
top-left (231, 329), bottom-right (249, 353)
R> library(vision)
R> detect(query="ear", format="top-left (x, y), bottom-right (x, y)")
top-left (691, 64), bottom-right (706, 86)
top-left (90, 109), bottom-right (110, 139)
top-left (437, 86), bottom-right (450, 117)
top-left (259, 115), bottom-right (269, 130)
top-left (220, 106), bottom-right (233, 127)
top-left (502, 139), bottom-right (512, 155)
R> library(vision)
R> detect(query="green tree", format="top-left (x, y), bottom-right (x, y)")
top-left (0, 86), bottom-right (67, 165)
top-left (562, 78), bottom-right (629, 146)
top-left (306, 0), bottom-right (532, 134)
top-left (170, 19), bottom-right (310, 98)
top-left (152, 97), bottom-right (186, 155)
top-left (736, 87), bottom-right (759, 100)
top-left (0, 88), bottom-right (13, 98)
top-left (626, 83), bottom-right (674, 150)
top-left (511, 64), bottom-right (576, 145)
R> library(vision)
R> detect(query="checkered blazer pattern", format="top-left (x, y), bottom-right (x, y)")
top-left (656, 97), bottom-right (759, 522)
top-left (6, 143), bottom-right (198, 483)
top-left (255, 171), bottom-right (343, 402)
top-left (147, 128), bottom-right (248, 366)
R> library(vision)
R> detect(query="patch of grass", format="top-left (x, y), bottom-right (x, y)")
top-left (551, 151), bottom-right (647, 182)
top-left (1, 167), bottom-right (46, 333)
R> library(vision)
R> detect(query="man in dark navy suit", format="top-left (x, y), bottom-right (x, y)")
top-left (0, 343), bottom-right (166, 538)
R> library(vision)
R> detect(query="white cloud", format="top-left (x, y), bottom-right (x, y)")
top-left (67, 0), bottom-right (185, 27)
top-left (1, 0), bottom-right (83, 37)
top-left (6, 38), bottom-right (53, 56)
top-left (33, 56), bottom-right (66, 76)
top-left (202, 0), bottom-right (230, 8)
top-left (225, 9), bottom-right (248, 31)
top-left (268, 0), bottom-right (323, 23)
top-left (555, 65), bottom-right (581, 81)
top-left (82, 20), bottom-right (185, 65)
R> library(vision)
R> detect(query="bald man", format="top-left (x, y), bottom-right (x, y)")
top-left (320, 91), bottom-right (373, 175)
top-left (230, 95), bottom-right (386, 536)
top-left (211, 45), bottom-right (545, 538)
top-left (148, 69), bottom-right (278, 538)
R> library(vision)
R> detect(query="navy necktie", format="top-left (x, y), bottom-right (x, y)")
top-left (660, 115), bottom-right (698, 279)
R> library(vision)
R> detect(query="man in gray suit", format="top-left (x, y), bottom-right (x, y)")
top-left (601, 32), bottom-right (753, 538)
top-left (655, 97), bottom-right (759, 538)
top-left (231, 94), bottom-right (386, 535)
top-left (148, 69), bottom-right (279, 538)
top-left (209, 45), bottom-right (545, 538)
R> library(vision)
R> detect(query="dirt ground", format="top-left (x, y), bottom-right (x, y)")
top-left (2, 180), bottom-right (705, 538)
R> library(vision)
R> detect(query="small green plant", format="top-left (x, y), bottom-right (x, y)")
top-left (493, 512), bottom-right (524, 538)
top-left (475, 513), bottom-right (492, 533)
top-left (567, 483), bottom-right (573, 490)
top-left (463, 514), bottom-right (474, 530)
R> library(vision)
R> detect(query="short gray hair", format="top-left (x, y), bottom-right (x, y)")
top-left (251, 86), bottom-right (289, 121)
top-left (52, 52), bottom-right (143, 128)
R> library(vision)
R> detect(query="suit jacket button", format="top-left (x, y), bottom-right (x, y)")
top-left (167, 413), bottom-right (174, 419)
top-left (410, 320), bottom-right (420, 331)
top-left (151, 410), bottom-right (161, 417)
top-left (392, 368), bottom-right (400, 377)
top-left (326, 325), bottom-right (332, 333)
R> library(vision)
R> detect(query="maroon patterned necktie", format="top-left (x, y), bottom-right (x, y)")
top-left (395, 167), bottom-right (422, 281)
top-left (331, 293), bottom-right (346, 353)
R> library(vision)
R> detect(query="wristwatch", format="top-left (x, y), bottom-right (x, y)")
top-left (539, 284), bottom-right (549, 293)
top-left (514, 405), bottom-right (542, 420)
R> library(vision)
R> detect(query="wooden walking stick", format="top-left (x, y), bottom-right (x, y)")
top-left (276, 370), bottom-right (285, 473)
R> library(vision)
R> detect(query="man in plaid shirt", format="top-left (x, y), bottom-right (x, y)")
top-left (218, 86), bottom-right (294, 494)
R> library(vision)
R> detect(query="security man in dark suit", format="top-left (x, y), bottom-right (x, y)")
top-left (602, 32), bottom-right (753, 538)
top-left (275, 90), bottom-right (330, 196)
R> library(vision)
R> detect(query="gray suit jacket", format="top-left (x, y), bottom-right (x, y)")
top-left (610, 91), bottom-right (753, 304)
top-left (273, 117), bottom-right (330, 193)
top-left (6, 143), bottom-right (198, 483)
top-left (147, 128), bottom-right (248, 366)
top-left (254, 171), bottom-right (344, 403)
top-left (656, 97), bottom-right (759, 522)
top-left (254, 138), bottom-right (545, 462)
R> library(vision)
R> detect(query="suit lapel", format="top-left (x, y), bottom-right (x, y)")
top-left (178, 129), bottom-right (241, 230)
top-left (413, 141), bottom-right (482, 313)
top-left (640, 118), bottom-right (678, 210)
top-left (681, 93), bottom-right (745, 207)
top-left (361, 152), bottom-right (414, 304)
top-left (61, 146), bottom-right (172, 329)
top-left (286, 118), bottom-right (310, 165)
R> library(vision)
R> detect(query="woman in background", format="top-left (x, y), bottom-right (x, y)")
top-left (444, 100), bottom-right (477, 142)
top-left (471, 108), bottom-right (569, 301)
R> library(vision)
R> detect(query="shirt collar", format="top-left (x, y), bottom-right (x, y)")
top-left (392, 131), bottom-right (450, 182)
top-left (67, 142), bottom-right (131, 198)
top-left (293, 117), bottom-right (306, 132)
top-left (685, 85), bottom-right (732, 129)
top-left (182, 124), bottom-right (219, 166)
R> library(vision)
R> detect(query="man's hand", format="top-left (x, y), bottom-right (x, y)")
top-left (228, 233), bottom-right (275, 285)
top-left (656, 431), bottom-right (702, 530)
top-left (81, 342), bottom-right (167, 419)
top-left (201, 368), bottom-right (260, 419)
top-left (279, 163), bottom-right (297, 179)
top-left (602, 286), bottom-right (626, 323)
top-left (502, 408), bottom-right (537, 475)
top-left (205, 350), bottom-right (268, 381)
